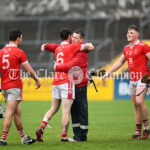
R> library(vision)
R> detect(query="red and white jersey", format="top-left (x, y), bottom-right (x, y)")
top-left (55, 51), bottom-right (89, 87)
top-left (0, 44), bottom-right (28, 90)
top-left (45, 43), bottom-right (89, 86)
top-left (123, 40), bottom-right (150, 81)
top-left (53, 42), bottom-right (82, 85)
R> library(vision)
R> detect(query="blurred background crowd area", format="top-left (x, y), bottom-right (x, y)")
top-left (0, 0), bottom-right (150, 74)
top-left (0, 0), bottom-right (150, 18)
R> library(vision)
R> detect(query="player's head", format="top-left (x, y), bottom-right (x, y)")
top-left (127, 25), bottom-right (139, 42)
top-left (59, 28), bottom-right (72, 43)
top-left (9, 30), bottom-right (23, 45)
top-left (72, 30), bottom-right (85, 44)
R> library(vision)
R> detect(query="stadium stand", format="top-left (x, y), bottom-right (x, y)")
top-left (1, 0), bottom-right (149, 18)
top-left (0, 0), bottom-right (150, 74)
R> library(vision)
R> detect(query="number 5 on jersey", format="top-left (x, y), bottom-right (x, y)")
top-left (2, 54), bottom-right (10, 69)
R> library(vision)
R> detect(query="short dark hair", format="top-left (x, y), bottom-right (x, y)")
top-left (74, 30), bottom-right (85, 39)
top-left (128, 25), bottom-right (139, 32)
top-left (59, 28), bottom-right (72, 40)
top-left (9, 30), bottom-right (22, 41)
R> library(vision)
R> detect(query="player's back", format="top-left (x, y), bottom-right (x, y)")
top-left (0, 44), bottom-right (27, 90)
top-left (55, 43), bottom-right (81, 63)
top-left (53, 43), bottom-right (82, 85)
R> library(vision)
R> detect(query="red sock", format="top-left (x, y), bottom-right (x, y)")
top-left (1, 131), bottom-right (8, 142)
top-left (18, 128), bottom-right (26, 138)
top-left (136, 124), bottom-right (142, 134)
top-left (61, 131), bottom-right (67, 139)
top-left (40, 121), bottom-right (48, 131)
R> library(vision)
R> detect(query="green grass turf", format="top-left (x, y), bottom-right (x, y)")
top-left (0, 100), bottom-right (150, 150)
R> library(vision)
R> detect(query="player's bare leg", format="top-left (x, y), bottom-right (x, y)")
top-left (0, 101), bottom-right (18, 144)
top-left (44, 98), bottom-right (61, 120)
top-left (4, 100), bottom-right (36, 144)
top-left (3, 101), bottom-right (19, 132)
top-left (36, 98), bottom-right (61, 142)
top-left (61, 98), bottom-right (74, 141)
top-left (14, 103), bottom-right (23, 130)
top-left (131, 94), bottom-right (142, 139)
top-left (136, 89), bottom-right (149, 139)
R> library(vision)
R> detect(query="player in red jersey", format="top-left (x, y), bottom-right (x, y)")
top-left (54, 30), bottom-right (89, 141)
top-left (103, 25), bottom-right (150, 139)
top-left (36, 28), bottom-right (94, 142)
top-left (0, 30), bottom-right (41, 146)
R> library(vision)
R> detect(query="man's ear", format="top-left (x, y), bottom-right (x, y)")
top-left (80, 38), bottom-right (84, 43)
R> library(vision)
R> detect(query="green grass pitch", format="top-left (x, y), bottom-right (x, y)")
top-left (0, 100), bottom-right (150, 150)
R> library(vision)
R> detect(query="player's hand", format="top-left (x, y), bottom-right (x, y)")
top-left (102, 74), bottom-right (107, 81)
top-left (41, 44), bottom-right (47, 51)
top-left (101, 72), bottom-right (109, 81)
top-left (35, 79), bottom-right (41, 89)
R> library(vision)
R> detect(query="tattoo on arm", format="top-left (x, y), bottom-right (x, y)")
top-left (83, 45), bottom-right (89, 51)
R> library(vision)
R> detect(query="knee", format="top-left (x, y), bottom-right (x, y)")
top-left (6, 109), bottom-right (15, 117)
top-left (135, 99), bottom-right (144, 108)
top-left (51, 107), bottom-right (59, 114)
top-left (62, 109), bottom-right (70, 116)
top-left (134, 103), bottom-right (139, 110)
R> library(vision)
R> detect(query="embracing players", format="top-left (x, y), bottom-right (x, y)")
top-left (36, 28), bottom-right (94, 142)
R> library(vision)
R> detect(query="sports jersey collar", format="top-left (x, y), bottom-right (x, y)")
top-left (5, 43), bottom-right (17, 47)
top-left (129, 40), bottom-right (140, 47)
top-left (61, 41), bottom-right (69, 45)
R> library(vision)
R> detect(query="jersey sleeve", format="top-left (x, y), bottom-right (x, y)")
top-left (20, 50), bottom-right (28, 64)
top-left (70, 44), bottom-right (82, 54)
top-left (143, 43), bottom-right (150, 56)
top-left (45, 44), bottom-right (60, 52)
top-left (55, 58), bottom-right (78, 72)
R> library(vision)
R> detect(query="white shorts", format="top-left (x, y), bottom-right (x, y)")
top-left (129, 79), bottom-right (147, 95)
top-left (2, 88), bottom-right (22, 101)
top-left (52, 83), bottom-right (75, 99)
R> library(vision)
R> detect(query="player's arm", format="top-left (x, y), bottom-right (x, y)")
top-left (143, 44), bottom-right (150, 60)
top-left (146, 54), bottom-right (150, 60)
top-left (102, 54), bottom-right (126, 79)
top-left (41, 43), bottom-right (59, 52)
top-left (22, 62), bottom-right (41, 89)
top-left (54, 58), bottom-right (79, 72)
top-left (80, 43), bottom-right (94, 51)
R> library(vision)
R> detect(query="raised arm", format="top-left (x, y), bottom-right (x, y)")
top-left (22, 62), bottom-right (41, 89)
top-left (41, 43), bottom-right (60, 52)
top-left (80, 43), bottom-right (94, 51)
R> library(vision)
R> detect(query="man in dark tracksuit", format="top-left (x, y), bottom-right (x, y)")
top-left (55, 30), bottom-right (89, 141)
top-left (71, 84), bottom-right (88, 141)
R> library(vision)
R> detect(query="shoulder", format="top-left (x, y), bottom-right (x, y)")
top-left (0, 49), bottom-right (3, 56)
top-left (123, 44), bottom-right (129, 50)
top-left (0, 48), bottom-right (3, 52)
top-left (12, 48), bottom-right (27, 58)
top-left (69, 44), bottom-right (81, 49)
top-left (14, 47), bottom-right (25, 54)
top-left (138, 41), bottom-right (145, 46)
top-left (138, 41), bottom-right (150, 50)
top-left (70, 43), bottom-right (80, 46)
